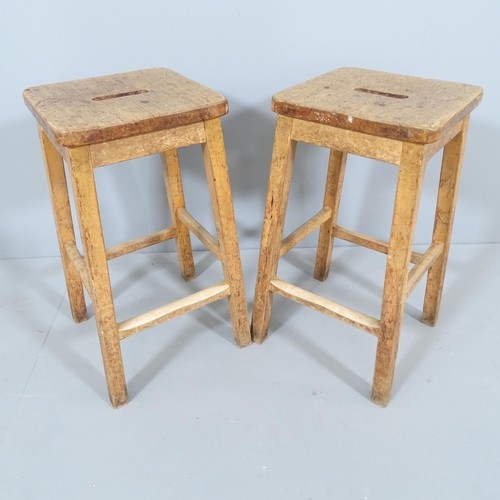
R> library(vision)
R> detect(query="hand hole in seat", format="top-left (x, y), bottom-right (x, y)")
top-left (92, 89), bottom-right (149, 101)
top-left (354, 88), bottom-right (409, 99)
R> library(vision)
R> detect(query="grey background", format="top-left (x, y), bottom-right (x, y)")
top-left (1, 0), bottom-right (499, 259)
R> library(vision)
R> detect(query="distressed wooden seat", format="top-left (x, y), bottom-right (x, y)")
top-left (252, 67), bottom-right (483, 407)
top-left (24, 68), bottom-right (251, 408)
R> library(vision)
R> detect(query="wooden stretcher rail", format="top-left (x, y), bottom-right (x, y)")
top-left (106, 226), bottom-right (177, 260)
top-left (177, 207), bottom-right (221, 260)
top-left (118, 282), bottom-right (231, 339)
top-left (405, 242), bottom-right (444, 299)
top-left (269, 277), bottom-right (380, 336)
top-left (64, 241), bottom-right (93, 299)
top-left (332, 225), bottom-right (423, 264)
top-left (280, 207), bottom-right (332, 257)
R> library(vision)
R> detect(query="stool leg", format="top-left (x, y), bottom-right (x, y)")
top-left (251, 116), bottom-right (297, 343)
top-left (314, 150), bottom-right (347, 281)
top-left (161, 149), bottom-right (195, 281)
top-left (371, 143), bottom-right (426, 407)
top-left (422, 117), bottom-right (469, 326)
top-left (38, 127), bottom-right (87, 323)
top-left (202, 118), bottom-right (252, 348)
top-left (68, 146), bottom-right (128, 408)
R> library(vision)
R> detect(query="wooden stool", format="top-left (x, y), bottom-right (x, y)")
top-left (252, 67), bottom-right (482, 407)
top-left (24, 68), bottom-right (251, 408)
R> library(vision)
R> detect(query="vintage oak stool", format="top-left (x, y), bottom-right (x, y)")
top-left (252, 67), bottom-right (482, 407)
top-left (24, 68), bottom-right (251, 408)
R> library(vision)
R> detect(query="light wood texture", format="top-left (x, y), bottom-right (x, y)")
top-left (423, 119), bottom-right (463, 162)
top-left (405, 242), bottom-right (444, 299)
top-left (274, 67), bottom-right (483, 144)
top-left (280, 206), bottom-right (332, 258)
top-left (64, 241), bottom-right (93, 299)
top-left (105, 227), bottom-right (177, 260)
top-left (177, 207), bottom-right (221, 261)
top-left (270, 278), bottom-right (379, 336)
top-left (314, 150), bottom-right (347, 280)
top-left (27, 70), bottom-right (253, 408)
top-left (23, 68), bottom-right (228, 147)
top-left (251, 116), bottom-right (297, 344)
top-left (202, 118), bottom-right (251, 348)
top-left (422, 118), bottom-right (470, 326)
top-left (332, 225), bottom-right (423, 264)
top-left (118, 283), bottom-right (230, 339)
top-left (49, 141), bottom-right (70, 165)
top-left (292, 118), bottom-right (402, 165)
top-left (91, 122), bottom-right (206, 168)
top-left (161, 150), bottom-right (195, 280)
top-left (68, 146), bottom-right (128, 408)
top-left (38, 126), bottom-right (88, 323)
top-left (371, 143), bottom-right (427, 407)
top-left (255, 69), bottom-right (480, 407)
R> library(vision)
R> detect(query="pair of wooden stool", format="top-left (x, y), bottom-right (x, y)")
top-left (24, 67), bottom-right (482, 408)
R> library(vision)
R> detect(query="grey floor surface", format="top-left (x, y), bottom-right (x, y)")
top-left (0, 245), bottom-right (499, 499)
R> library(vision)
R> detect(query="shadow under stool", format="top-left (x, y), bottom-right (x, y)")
top-left (251, 67), bottom-right (483, 407)
top-left (24, 68), bottom-right (251, 408)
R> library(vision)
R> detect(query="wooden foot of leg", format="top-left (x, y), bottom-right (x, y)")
top-left (39, 126), bottom-right (87, 323)
top-left (422, 118), bottom-right (469, 326)
top-left (202, 118), bottom-right (251, 348)
top-left (69, 146), bottom-right (128, 408)
top-left (314, 150), bottom-right (347, 281)
top-left (371, 143), bottom-right (426, 407)
top-left (251, 116), bottom-right (297, 344)
top-left (161, 149), bottom-right (195, 281)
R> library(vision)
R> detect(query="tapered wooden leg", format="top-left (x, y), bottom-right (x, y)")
top-left (161, 149), bottom-right (195, 281)
top-left (68, 146), bottom-right (128, 408)
top-left (251, 116), bottom-right (297, 344)
top-left (371, 143), bottom-right (427, 407)
top-left (201, 118), bottom-right (251, 348)
top-left (38, 127), bottom-right (87, 323)
top-left (422, 118), bottom-right (469, 326)
top-left (314, 150), bottom-right (347, 281)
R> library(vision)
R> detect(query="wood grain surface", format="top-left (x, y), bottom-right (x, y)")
top-left (273, 67), bottom-right (482, 143)
top-left (371, 143), bottom-right (427, 407)
top-left (24, 68), bottom-right (228, 147)
top-left (38, 126), bottom-right (88, 323)
top-left (202, 118), bottom-right (252, 348)
top-left (68, 146), bottom-right (128, 408)
top-left (422, 117), bottom-right (470, 326)
top-left (251, 116), bottom-right (297, 344)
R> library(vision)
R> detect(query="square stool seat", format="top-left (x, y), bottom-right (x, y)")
top-left (272, 67), bottom-right (483, 143)
top-left (23, 68), bottom-right (228, 147)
